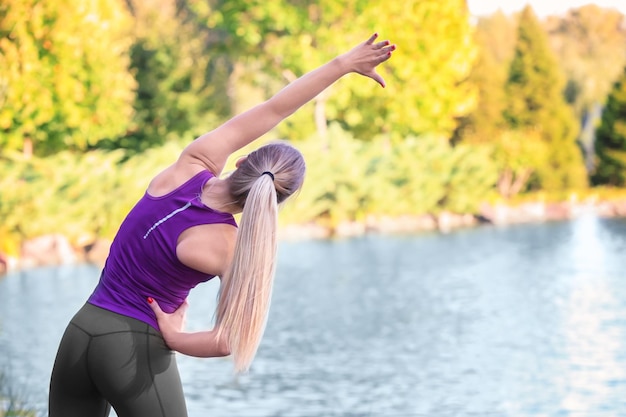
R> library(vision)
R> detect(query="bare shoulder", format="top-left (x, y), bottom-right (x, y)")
top-left (176, 223), bottom-right (237, 276)
top-left (147, 159), bottom-right (208, 198)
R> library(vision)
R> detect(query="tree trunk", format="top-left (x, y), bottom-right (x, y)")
top-left (498, 167), bottom-right (533, 199)
top-left (23, 137), bottom-right (33, 160)
top-left (314, 91), bottom-right (329, 151)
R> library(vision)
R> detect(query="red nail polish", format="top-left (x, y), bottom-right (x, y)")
top-left (147, 297), bottom-right (153, 304)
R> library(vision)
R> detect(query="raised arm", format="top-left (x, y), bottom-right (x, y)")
top-left (180, 33), bottom-right (395, 175)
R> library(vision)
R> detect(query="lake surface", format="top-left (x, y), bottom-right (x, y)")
top-left (1, 216), bottom-right (626, 417)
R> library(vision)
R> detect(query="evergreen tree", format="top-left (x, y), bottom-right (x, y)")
top-left (592, 67), bottom-right (626, 186)
top-left (544, 5), bottom-right (626, 172)
top-left (504, 6), bottom-right (587, 191)
top-left (455, 11), bottom-right (516, 143)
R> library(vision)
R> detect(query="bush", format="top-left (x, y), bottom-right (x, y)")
top-left (280, 125), bottom-right (499, 228)
top-left (0, 372), bottom-right (36, 417)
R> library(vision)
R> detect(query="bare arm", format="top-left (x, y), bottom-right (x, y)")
top-left (180, 33), bottom-right (395, 175)
top-left (147, 297), bottom-right (231, 357)
top-left (165, 330), bottom-right (230, 358)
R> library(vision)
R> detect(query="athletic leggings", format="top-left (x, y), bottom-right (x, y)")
top-left (49, 303), bottom-right (187, 417)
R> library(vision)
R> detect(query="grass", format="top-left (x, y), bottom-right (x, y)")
top-left (0, 373), bottom-right (37, 417)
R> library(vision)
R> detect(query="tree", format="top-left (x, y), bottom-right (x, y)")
top-left (544, 5), bottom-right (626, 171)
top-left (503, 5), bottom-right (587, 191)
top-left (592, 67), bottom-right (626, 186)
top-left (333, 0), bottom-right (478, 141)
top-left (181, 0), bottom-right (477, 144)
top-left (180, 0), bottom-right (307, 117)
top-left (98, 0), bottom-right (223, 153)
top-left (455, 11), bottom-right (516, 143)
top-left (0, 0), bottom-right (136, 156)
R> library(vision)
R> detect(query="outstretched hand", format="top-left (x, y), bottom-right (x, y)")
top-left (147, 297), bottom-right (188, 346)
top-left (342, 33), bottom-right (396, 88)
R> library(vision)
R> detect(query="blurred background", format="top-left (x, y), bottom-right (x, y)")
top-left (1, 0), bottom-right (626, 416)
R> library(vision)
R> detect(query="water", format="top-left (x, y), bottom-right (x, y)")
top-left (1, 216), bottom-right (626, 417)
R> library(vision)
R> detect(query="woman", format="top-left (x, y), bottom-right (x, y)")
top-left (49, 33), bottom-right (395, 417)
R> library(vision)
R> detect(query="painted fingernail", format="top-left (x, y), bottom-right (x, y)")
top-left (391, 45), bottom-right (396, 51)
top-left (147, 297), bottom-right (154, 304)
top-left (385, 40), bottom-right (390, 45)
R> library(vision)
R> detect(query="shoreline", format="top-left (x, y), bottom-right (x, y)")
top-left (2, 199), bottom-right (626, 275)
top-left (279, 198), bottom-right (626, 239)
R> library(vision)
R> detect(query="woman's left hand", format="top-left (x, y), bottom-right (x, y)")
top-left (147, 297), bottom-right (230, 357)
top-left (341, 33), bottom-right (396, 88)
top-left (147, 297), bottom-right (188, 346)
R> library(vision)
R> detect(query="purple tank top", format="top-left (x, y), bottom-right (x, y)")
top-left (88, 170), bottom-right (237, 330)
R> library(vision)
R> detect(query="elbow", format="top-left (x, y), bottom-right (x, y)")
top-left (215, 334), bottom-right (231, 357)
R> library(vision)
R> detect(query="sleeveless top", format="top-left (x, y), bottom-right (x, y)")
top-left (88, 170), bottom-right (237, 330)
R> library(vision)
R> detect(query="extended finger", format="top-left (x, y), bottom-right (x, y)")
top-left (373, 40), bottom-right (391, 50)
top-left (365, 32), bottom-right (379, 45)
top-left (368, 70), bottom-right (386, 88)
top-left (379, 43), bottom-right (396, 55)
top-left (375, 45), bottom-right (396, 63)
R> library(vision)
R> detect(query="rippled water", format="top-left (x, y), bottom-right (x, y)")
top-left (1, 215), bottom-right (626, 416)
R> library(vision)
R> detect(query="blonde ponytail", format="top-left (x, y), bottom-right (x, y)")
top-left (215, 142), bottom-right (305, 373)
top-left (216, 175), bottom-right (278, 373)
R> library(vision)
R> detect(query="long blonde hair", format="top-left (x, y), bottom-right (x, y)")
top-left (216, 142), bottom-right (305, 372)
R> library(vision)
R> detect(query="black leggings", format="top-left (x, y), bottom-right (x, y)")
top-left (49, 303), bottom-right (187, 417)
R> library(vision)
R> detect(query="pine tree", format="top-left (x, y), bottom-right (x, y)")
top-left (455, 11), bottom-right (516, 143)
top-left (504, 6), bottom-right (587, 191)
top-left (592, 67), bottom-right (626, 186)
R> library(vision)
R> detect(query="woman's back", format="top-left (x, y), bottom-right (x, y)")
top-left (88, 170), bottom-right (237, 330)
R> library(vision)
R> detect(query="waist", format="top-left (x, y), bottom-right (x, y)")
top-left (88, 270), bottom-right (161, 331)
top-left (72, 302), bottom-right (162, 337)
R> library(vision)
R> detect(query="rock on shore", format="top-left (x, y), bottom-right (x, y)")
top-left (2, 199), bottom-right (626, 274)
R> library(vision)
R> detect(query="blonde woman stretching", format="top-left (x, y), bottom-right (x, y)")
top-left (49, 33), bottom-right (395, 417)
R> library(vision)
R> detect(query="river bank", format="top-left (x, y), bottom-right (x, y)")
top-left (2, 198), bottom-right (626, 275)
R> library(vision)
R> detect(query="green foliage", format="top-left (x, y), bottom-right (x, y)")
top-left (346, 0), bottom-right (478, 140)
top-left (182, 0), bottom-right (477, 142)
top-left (0, 0), bottom-right (136, 155)
top-left (503, 6), bottom-right (587, 191)
top-left (456, 13), bottom-right (543, 199)
top-left (2, 1), bottom-right (626, 254)
top-left (0, 140), bottom-right (186, 253)
top-left (317, 0), bottom-right (478, 142)
top-left (0, 126), bottom-right (499, 250)
top-left (175, 0), bottom-right (310, 137)
top-left (505, 7), bottom-right (564, 128)
top-left (361, 135), bottom-right (498, 216)
top-left (98, 0), bottom-right (222, 154)
top-left (493, 129), bottom-right (549, 196)
top-left (455, 11), bottom-right (516, 143)
top-left (545, 6), bottom-right (626, 118)
top-left (280, 125), bottom-right (499, 228)
top-left (592, 67), bottom-right (626, 186)
top-left (544, 6), bottom-right (626, 169)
